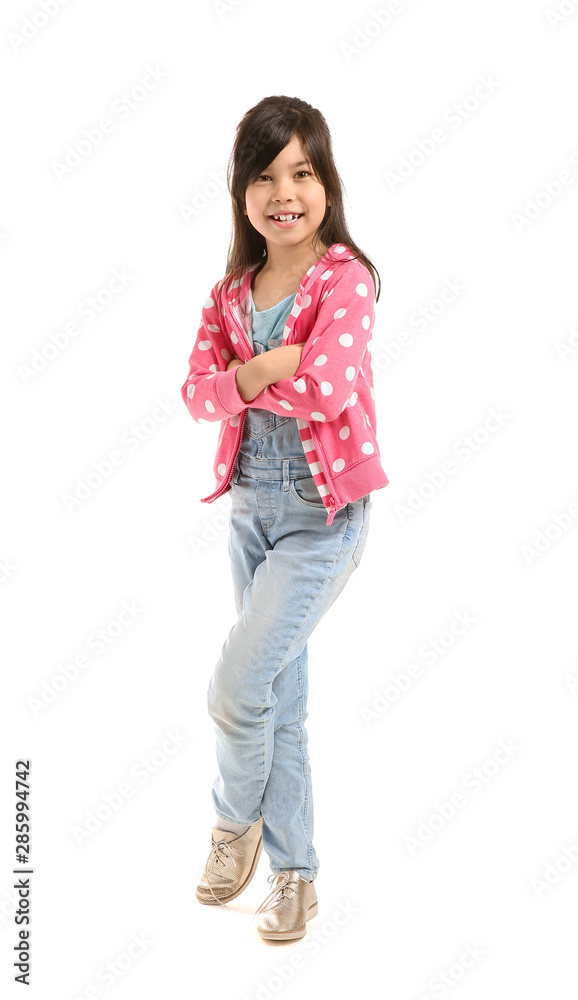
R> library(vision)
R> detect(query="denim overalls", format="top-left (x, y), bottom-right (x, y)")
top-left (207, 289), bottom-right (372, 881)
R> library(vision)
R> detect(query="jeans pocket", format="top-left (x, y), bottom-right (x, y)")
top-left (352, 498), bottom-right (373, 567)
top-left (290, 476), bottom-right (325, 509)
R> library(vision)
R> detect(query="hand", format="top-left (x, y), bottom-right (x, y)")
top-left (226, 357), bottom-right (244, 372)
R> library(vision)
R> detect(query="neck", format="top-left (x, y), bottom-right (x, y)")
top-left (263, 240), bottom-right (329, 281)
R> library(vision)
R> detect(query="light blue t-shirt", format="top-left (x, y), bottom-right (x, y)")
top-left (250, 290), bottom-right (297, 350)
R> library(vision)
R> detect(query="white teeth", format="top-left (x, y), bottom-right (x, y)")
top-left (273, 214), bottom-right (300, 221)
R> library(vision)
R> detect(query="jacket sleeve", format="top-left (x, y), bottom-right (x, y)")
top-left (181, 283), bottom-right (249, 423)
top-left (247, 265), bottom-right (375, 423)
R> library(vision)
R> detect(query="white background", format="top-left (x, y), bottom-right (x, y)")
top-left (2, 0), bottom-right (578, 997)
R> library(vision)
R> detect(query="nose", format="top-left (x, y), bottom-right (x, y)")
top-left (272, 179), bottom-right (296, 201)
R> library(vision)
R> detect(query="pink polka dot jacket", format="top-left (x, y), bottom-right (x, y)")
top-left (181, 242), bottom-right (389, 525)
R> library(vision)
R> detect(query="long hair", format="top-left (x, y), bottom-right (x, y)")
top-left (221, 95), bottom-right (381, 303)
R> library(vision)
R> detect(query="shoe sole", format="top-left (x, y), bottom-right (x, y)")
top-left (196, 836), bottom-right (263, 906)
top-left (257, 901), bottom-right (318, 940)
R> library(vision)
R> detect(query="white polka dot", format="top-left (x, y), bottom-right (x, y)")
top-left (349, 392), bottom-right (358, 406)
top-left (370, 387), bottom-right (374, 398)
top-left (313, 336), bottom-right (321, 344)
top-left (294, 379), bottom-right (307, 393)
top-left (311, 411), bottom-right (326, 421)
top-left (230, 414), bottom-right (240, 426)
top-left (217, 463), bottom-right (226, 475)
top-left (345, 366), bottom-right (356, 381)
top-left (321, 382), bottom-right (333, 395)
top-left (205, 297), bottom-right (214, 308)
top-left (333, 458), bottom-right (345, 472)
top-left (314, 355), bottom-right (327, 366)
top-left (334, 308), bottom-right (346, 320)
top-left (339, 425), bottom-right (350, 439)
top-left (334, 245), bottom-right (346, 254)
top-left (361, 442), bottom-right (374, 454)
top-left (356, 283), bottom-right (368, 297)
top-left (197, 417), bottom-right (205, 423)
top-left (362, 315), bottom-right (370, 330)
top-left (279, 400), bottom-right (293, 410)
top-left (339, 333), bottom-right (353, 347)
top-left (231, 331), bottom-right (238, 343)
top-left (208, 324), bottom-right (220, 333)
top-left (300, 294), bottom-right (312, 308)
top-left (221, 349), bottom-right (231, 361)
top-left (209, 364), bottom-right (218, 373)
top-left (187, 383), bottom-right (195, 398)
top-left (198, 340), bottom-right (211, 351)
top-left (205, 400), bottom-right (215, 412)
top-left (320, 270), bottom-right (334, 280)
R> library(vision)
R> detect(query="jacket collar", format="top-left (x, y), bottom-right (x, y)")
top-left (225, 243), bottom-right (352, 306)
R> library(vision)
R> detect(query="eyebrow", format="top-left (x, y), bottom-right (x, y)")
top-left (263, 160), bottom-right (311, 170)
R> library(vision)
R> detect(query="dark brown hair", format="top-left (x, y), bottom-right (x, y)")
top-left (221, 95), bottom-right (381, 302)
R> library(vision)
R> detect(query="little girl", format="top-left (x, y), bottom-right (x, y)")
top-left (181, 95), bottom-right (389, 942)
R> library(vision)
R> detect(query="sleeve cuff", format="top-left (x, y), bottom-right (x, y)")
top-left (214, 367), bottom-right (249, 416)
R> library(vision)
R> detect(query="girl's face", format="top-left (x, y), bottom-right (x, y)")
top-left (243, 135), bottom-right (329, 254)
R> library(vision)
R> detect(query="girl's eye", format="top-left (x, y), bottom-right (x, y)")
top-left (256, 171), bottom-right (311, 181)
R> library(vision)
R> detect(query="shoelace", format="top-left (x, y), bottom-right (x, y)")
top-left (201, 839), bottom-right (244, 906)
top-left (253, 871), bottom-right (296, 918)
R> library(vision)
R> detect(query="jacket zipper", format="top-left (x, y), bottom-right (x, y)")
top-left (308, 420), bottom-right (339, 517)
top-left (201, 289), bottom-right (254, 503)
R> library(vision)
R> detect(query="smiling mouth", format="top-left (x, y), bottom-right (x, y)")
top-left (269, 213), bottom-right (303, 221)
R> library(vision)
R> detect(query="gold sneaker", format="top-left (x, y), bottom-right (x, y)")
top-left (254, 870), bottom-right (318, 940)
top-left (196, 817), bottom-right (263, 906)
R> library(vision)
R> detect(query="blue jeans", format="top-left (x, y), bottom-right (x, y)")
top-left (207, 338), bottom-right (373, 882)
